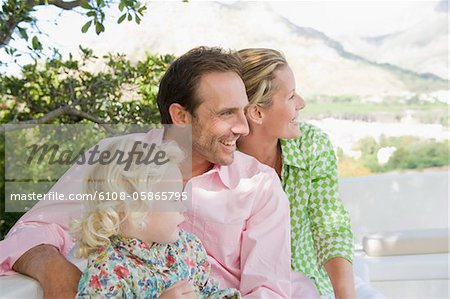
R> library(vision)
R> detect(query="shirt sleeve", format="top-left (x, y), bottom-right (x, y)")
top-left (239, 169), bottom-right (292, 299)
top-left (307, 126), bottom-right (354, 266)
top-left (0, 160), bottom-right (88, 274)
top-left (0, 221), bottom-right (75, 275)
top-left (0, 134), bottom-right (152, 275)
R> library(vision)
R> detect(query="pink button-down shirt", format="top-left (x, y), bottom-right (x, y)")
top-left (0, 129), bottom-right (292, 298)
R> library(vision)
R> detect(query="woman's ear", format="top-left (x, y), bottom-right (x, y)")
top-left (245, 104), bottom-right (263, 125)
top-left (168, 103), bottom-right (191, 125)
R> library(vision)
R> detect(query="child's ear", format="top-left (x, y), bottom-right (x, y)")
top-left (245, 104), bottom-right (263, 125)
top-left (169, 103), bottom-right (191, 125)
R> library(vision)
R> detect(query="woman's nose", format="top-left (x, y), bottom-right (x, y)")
top-left (296, 94), bottom-right (306, 111)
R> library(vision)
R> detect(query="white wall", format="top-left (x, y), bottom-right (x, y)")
top-left (339, 171), bottom-right (449, 244)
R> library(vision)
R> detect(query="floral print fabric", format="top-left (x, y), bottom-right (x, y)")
top-left (76, 231), bottom-right (240, 298)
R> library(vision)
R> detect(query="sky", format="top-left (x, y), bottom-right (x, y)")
top-left (268, 1), bottom-right (437, 37)
top-left (0, 0), bottom-right (440, 75)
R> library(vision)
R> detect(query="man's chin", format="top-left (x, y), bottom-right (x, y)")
top-left (216, 153), bottom-right (234, 166)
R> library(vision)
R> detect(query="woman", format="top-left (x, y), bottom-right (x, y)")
top-left (236, 48), bottom-right (356, 299)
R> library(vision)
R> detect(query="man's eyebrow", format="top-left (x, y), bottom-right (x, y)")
top-left (215, 107), bottom-right (240, 114)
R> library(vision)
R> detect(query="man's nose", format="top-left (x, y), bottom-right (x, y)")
top-left (232, 111), bottom-right (250, 137)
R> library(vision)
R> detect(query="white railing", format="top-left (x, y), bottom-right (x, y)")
top-left (340, 171), bottom-right (449, 298)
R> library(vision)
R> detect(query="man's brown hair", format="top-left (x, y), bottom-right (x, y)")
top-left (156, 46), bottom-right (242, 124)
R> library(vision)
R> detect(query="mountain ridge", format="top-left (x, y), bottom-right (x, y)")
top-left (277, 14), bottom-right (447, 84)
top-left (90, 1), bottom-right (447, 96)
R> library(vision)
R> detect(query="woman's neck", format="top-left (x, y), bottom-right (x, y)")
top-left (238, 132), bottom-right (280, 169)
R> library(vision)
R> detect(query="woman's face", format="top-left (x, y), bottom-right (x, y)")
top-left (260, 65), bottom-right (305, 139)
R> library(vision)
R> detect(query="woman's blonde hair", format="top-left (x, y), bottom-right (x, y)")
top-left (71, 137), bottom-right (183, 258)
top-left (237, 48), bottom-right (287, 108)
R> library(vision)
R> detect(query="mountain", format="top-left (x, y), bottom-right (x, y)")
top-left (94, 1), bottom-right (447, 97)
top-left (339, 0), bottom-right (448, 80)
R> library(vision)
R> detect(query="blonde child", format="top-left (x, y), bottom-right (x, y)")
top-left (72, 137), bottom-right (240, 299)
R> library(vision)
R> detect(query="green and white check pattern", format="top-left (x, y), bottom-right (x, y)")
top-left (280, 123), bottom-right (354, 296)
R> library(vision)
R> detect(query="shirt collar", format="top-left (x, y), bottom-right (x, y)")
top-left (112, 235), bottom-right (166, 267)
top-left (144, 127), bottom-right (164, 145)
top-left (280, 138), bottom-right (307, 169)
top-left (195, 163), bottom-right (232, 189)
top-left (215, 164), bottom-right (232, 188)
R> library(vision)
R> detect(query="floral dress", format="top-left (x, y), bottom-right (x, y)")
top-left (76, 231), bottom-right (241, 298)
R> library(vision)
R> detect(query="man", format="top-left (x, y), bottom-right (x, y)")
top-left (0, 47), bottom-right (292, 298)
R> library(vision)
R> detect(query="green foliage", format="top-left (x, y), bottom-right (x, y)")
top-left (0, 49), bottom-right (174, 238)
top-left (1, 47), bottom-right (174, 125)
top-left (0, 0), bottom-right (147, 62)
top-left (385, 137), bottom-right (449, 170)
top-left (338, 135), bottom-right (450, 177)
top-left (302, 97), bottom-right (449, 127)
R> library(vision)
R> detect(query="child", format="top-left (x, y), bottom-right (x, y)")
top-left (71, 137), bottom-right (241, 299)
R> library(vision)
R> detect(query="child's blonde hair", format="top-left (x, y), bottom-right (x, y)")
top-left (71, 137), bottom-right (183, 258)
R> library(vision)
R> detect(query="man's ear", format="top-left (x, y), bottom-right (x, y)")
top-left (245, 104), bottom-right (263, 125)
top-left (168, 103), bottom-right (191, 125)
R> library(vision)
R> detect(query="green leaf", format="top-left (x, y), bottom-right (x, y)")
top-left (118, 1), bottom-right (125, 11)
top-left (135, 15), bottom-right (141, 24)
top-left (18, 27), bottom-right (28, 41)
top-left (31, 36), bottom-right (42, 50)
top-left (95, 22), bottom-right (105, 34)
top-left (117, 14), bottom-right (126, 24)
top-left (86, 11), bottom-right (96, 17)
top-left (95, 22), bottom-right (101, 34)
top-left (138, 6), bottom-right (146, 15)
top-left (127, 13), bottom-right (132, 21)
top-left (96, 0), bottom-right (101, 7)
top-left (80, 1), bottom-right (92, 9)
top-left (81, 20), bottom-right (92, 33)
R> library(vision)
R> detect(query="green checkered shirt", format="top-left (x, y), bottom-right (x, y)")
top-left (280, 122), bottom-right (354, 296)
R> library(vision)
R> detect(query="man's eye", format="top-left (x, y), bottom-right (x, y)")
top-left (221, 111), bottom-right (233, 116)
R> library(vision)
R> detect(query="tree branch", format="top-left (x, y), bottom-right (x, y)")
top-left (0, 0), bottom-right (86, 48)
top-left (0, 0), bottom-right (35, 48)
top-left (1, 106), bottom-right (115, 134)
top-left (39, 0), bottom-right (85, 10)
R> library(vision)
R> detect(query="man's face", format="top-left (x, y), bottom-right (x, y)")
top-left (190, 71), bottom-right (249, 170)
